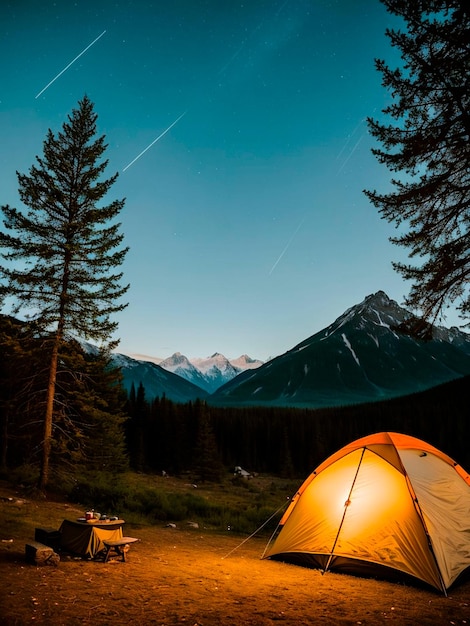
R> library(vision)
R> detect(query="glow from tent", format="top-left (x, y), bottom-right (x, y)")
top-left (287, 449), bottom-right (416, 557)
top-left (338, 457), bottom-right (411, 540)
top-left (265, 433), bottom-right (470, 593)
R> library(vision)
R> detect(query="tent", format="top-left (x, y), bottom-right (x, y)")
top-left (264, 432), bottom-right (470, 593)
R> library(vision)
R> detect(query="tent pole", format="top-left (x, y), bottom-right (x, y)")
top-left (324, 448), bottom-right (366, 574)
top-left (404, 473), bottom-right (448, 595)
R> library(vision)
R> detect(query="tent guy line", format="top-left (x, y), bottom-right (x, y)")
top-left (35, 30), bottom-right (107, 99)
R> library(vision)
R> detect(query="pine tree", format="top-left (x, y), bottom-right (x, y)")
top-left (55, 341), bottom-right (129, 477)
top-left (364, 1), bottom-right (470, 326)
top-left (193, 400), bottom-right (224, 482)
top-left (0, 319), bottom-right (129, 483)
top-left (132, 382), bottom-right (148, 472)
top-left (279, 424), bottom-right (295, 479)
top-left (0, 96), bottom-right (129, 490)
top-left (0, 315), bottom-right (43, 472)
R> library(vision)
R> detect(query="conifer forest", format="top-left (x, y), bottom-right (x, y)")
top-left (1, 314), bottom-right (469, 491)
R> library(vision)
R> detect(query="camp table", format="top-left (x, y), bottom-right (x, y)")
top-left (59, 518), bottom-right (125, 559)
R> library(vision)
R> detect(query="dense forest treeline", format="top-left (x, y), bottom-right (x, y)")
top-left (1, 314), bottom-right (468, 490)
top-left (126, 375), bottom-right (470, 480)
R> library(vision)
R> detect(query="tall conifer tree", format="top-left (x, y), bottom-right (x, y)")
top-left (0, 96), bottom-right (129, 490)
top-left (364, 1), bottom-right (470, 326)
top-left (193, 400), bottom-right (223, 482)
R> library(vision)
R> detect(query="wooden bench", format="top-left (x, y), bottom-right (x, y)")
top-left (102, 537), bottom-right (139, 562)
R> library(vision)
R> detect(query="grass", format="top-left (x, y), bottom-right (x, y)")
top-left (67, 470), bottom-right (300, 535)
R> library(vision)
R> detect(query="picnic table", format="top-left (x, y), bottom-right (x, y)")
top-left (59, 518), bottom-right (125, 559)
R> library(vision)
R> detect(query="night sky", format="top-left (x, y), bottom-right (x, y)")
top-left (1, 1), bottom-right (454, 361)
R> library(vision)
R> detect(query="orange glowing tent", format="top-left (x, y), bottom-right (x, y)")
top-left (264, 432), bottom-right (470, 593)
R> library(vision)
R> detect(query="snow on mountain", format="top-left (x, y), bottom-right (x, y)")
top-left (187, 353), bottom-right (241, 393)
top-left (112, 352), bottom-right (208, 403)
top-left (211, 291), bottom-right (470, 408)
top-left (66, 335), bottom-right (101, 356)
top-left (191, 352), bottom-right (233, 374)
top-left (76, 291), bottom-right (470, 407)
top-left (121, 351), bottom-right (265, 394)
top-left (158, 352), bottom-right (210, 391)
top-left (229, 354), bottom-right (265, 370)
top-left (161, 351), bottom-right (264, 393)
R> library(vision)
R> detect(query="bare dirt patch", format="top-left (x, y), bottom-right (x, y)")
top-left (0, 481), bottom-right (469, 625)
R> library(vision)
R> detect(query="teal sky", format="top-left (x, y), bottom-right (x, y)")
top-left (1, 1), bottom-right (460, 361)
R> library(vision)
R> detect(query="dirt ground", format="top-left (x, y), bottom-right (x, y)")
top-left (0, 482), bottom-right (469, 626)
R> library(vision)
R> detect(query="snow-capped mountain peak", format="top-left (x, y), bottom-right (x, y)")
top-left (230, 354), bottom-right (264, 370)
top-left (160, 352), bottom-right (192, 370)
top-left (123, 350), bottom-right (264, 394)
top-left (191, 353), bottom-right (233, 374)
top-left (153, 353), bottom-right (208, 391)
top-left (108, 290), bottom-right (469, 407)
top-left (212, 291), bottom-right (470, 408)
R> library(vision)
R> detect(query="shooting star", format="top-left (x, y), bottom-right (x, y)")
top-left (335, 118), bottom-right (365, 161)
top-left (122, 112), bottom-right (187, 172)
top-left (269, 218), bottom-right (305, 275)
top-left (35, 30), bottom-right (106, 99)
top-left (336, 134), bottom-right (364, 175)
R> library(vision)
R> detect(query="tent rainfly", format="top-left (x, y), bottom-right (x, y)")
top-left (264, 432), bottom-right (470, 593)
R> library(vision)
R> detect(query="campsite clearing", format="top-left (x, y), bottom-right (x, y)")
top-left (0, 480), bottom-right (469, 625)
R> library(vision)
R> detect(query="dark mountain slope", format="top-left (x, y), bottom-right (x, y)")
top-left (210, 292), bottom-right (470, 408)
top-left (113, 353), bottom-right (207, 403)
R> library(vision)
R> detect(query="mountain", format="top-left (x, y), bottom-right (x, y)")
top-left (189, 353), bottom-right (261, 393)
top-left (158, 352), bottom-right (210, 392)
top-left (130, 351), bottom-right (264, 394)
top-left (229, 354), bottom-right (265, 370)
top-left (209, 291), bottom-right (470, 409)
top-left (112, 353), bottom-right (208, 403)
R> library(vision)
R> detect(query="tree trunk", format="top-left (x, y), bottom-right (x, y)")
top-left (38, 336), bottom-right (60, 492)
top-left (0, 416), bottom-right (7, 473)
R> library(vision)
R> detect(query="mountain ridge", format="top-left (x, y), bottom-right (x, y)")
top-left (122, 351), bottom-right (264, 394)
top-left (112, 290), bottom-right (470, 406)
top-left (112, 352), bottom-right (209, 403)
top-left (209, 291), bottom-right (470, 408)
